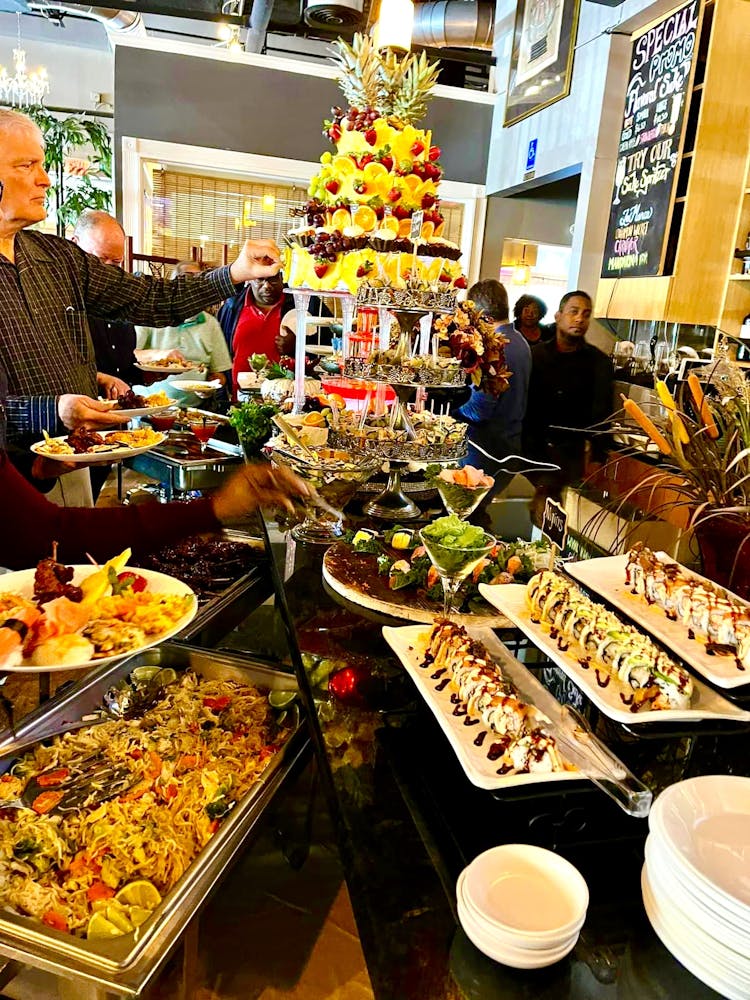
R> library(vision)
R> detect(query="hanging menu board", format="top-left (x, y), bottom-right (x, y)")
top-left (600, 0), bottom-right (700, 278)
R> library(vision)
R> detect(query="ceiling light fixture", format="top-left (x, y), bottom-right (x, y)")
top-left (0, 14), bottom-right (49, 108)
top-left (512, 245), bottom-right (531, 285)
top-left (373, 0), bottom-right (414, 52)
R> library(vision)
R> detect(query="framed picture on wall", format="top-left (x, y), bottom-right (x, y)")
top-left (503, 0), bottom-right (581, 127)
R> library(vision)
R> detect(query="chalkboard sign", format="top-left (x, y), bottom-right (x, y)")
top-left (542, 498), bottom-right (568, 551)
top-left (600, 0), bottom-right (700, 279)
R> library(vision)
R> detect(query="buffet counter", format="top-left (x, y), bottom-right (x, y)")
top-left (3, 474), bottom-right (749, 998)
top-left (202, 512), bottom-right (750, 1000)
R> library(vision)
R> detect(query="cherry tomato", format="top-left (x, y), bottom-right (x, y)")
top-left (86, 882), bottom-right (115, 904)
top-left (203, 696), bottom-right (231, 711)
top-left (42, 910), bottom-right (69, 932)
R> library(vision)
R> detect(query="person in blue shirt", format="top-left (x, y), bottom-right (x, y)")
top-left (456, 279), bottom-right (532, 478)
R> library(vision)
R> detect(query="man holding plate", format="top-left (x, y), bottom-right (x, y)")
top-left (0, 109), bottom-right (283, 498)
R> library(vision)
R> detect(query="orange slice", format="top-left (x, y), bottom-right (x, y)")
top-left (434, 222), bottom-right (445, 238)
top-left (363, 162), bottom-right (389, 184)
top-left (381, 216), bottom-right (400, 235)
top-left (332, 155), bottom-right (357, 177)
top-left (353, 205), bottom-right (377, 232)
top-left (331, 208), bottom-right (352, 231)
top-left (420, 221), bottom-right (435, 240)
top-left (403, 174), bottom-right (421, 194)
top-left (398, 219), bottom-right (413, 237)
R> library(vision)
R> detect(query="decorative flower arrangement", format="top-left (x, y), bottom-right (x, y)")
top-left (433, 300), bottom-right (512, 397)
top-left (617, 341), bottom-right (750, 594)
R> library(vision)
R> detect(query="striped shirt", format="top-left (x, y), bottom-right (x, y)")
top-left (0, 230), bottom-right (236, 439)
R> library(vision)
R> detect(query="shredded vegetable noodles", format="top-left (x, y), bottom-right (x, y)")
top-left (0, 673), bottom-right (286, 935)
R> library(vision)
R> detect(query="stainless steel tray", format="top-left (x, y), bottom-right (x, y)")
top-left (132, 435), bottom-right (243, 492)
top-left (0, 645), bottom-right (308, 996)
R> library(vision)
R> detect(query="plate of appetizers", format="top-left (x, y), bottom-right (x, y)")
top-left (0, 547), bottom-right (197, 672)
top-left (31, 428), bottom-right (166, 463)
top-left (100, 389), bottom-right (174, 418)
top-left (479, 574), bottom-right (750, 724)
top-left (383, 622), bottom-right (582, 789)
top-left (134, 360), bottom-right (203, 374)
top-left (322, 529), bottom-right (551, 628)
top-left (566, 547), bottom-right (750, 690)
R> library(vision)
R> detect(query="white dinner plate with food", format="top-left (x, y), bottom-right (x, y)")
top-left (134, 361), bottom-right (202, 374)
top-left (382, 623), bottom-right (581, 790)
top-left (30, 430), bottom-right (166, 463)
top-left (107, 403), bottom-right (174, 418)
top-left (0, 566), bottom-right (197, 672)
top-left (478, 583), bottom-right (750, 725)
top-left (566, 554), bottom-right (750, 690)
top-left (169, 380), bottom-right (222, 395)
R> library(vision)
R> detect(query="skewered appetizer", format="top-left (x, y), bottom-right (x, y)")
top-left (421, 620), bottom-right (566, 775)
top-left (526, 571), bottom-right (693, 711)
top-left (625, 544), bottom-right (750, 668)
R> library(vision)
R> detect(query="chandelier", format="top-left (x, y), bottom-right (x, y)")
top-left (0, 15), bottom-right (49, 108)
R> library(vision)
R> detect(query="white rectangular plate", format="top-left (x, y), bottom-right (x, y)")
top-left (566, 554), bottom-right (750, 691)
top-left (382, 623), bottom-right (582, 790)
top-left (478, 584), bottom-right (750, 724)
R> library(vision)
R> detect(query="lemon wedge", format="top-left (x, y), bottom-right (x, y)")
top-left (87, 911), bottom-right (123, 940)
top-left (115, 879), bottom-right (162, 910)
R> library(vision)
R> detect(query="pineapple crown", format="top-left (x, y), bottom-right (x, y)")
top-left (330, 33), bottom-right (441, 127)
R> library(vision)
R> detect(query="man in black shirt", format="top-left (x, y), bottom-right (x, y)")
top-left (523, 290), bottom-right (613, 506)
top-left (71, 210), bottom-right (141, 394)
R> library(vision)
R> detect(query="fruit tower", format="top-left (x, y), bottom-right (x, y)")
top-left (285, 35), bottom-right (467, 296)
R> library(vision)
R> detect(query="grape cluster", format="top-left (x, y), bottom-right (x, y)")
top-left (291, 199), bottom-right (328, 227)
top-left (345, 106), bottom-right (379, 132)
top-left (310, 231), bottom-right (359, 261)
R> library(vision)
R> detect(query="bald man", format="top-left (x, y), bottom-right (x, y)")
top-left (71, 210), bottom-right (139, 396)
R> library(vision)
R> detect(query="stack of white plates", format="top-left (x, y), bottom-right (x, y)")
top-left (456, 844), bottom-right (588, 968)
top-left (644, 774), bottom-right (750, 1000)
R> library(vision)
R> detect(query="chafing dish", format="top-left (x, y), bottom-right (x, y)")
top-left (0, 645), bottom-right (308, 997)
top-left (130, 434), bottom-right (243, 495)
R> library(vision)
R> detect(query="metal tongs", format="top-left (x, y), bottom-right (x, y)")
top-left (548, 705), bottom-right (652, 818)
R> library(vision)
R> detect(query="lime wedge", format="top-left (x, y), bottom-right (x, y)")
top-left (130, 666), bottom-right (160, 684)
top-left (268, 689), bottom-right (297, 710)
top-left (105, 905), bottom-right (134, 934)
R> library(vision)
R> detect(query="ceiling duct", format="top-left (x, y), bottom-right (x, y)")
top-left (304, 0), bottom-right (363, 30)
top-left (29, 2), bottom-right (146, 34)
top-left (412, 0), bottom-right (493, 49)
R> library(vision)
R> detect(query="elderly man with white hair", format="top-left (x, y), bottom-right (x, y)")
top-left (0, 108), bottom-right (282, 494)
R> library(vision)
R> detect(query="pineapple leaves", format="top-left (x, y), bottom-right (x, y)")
top-left (329, 34), bottom-right (440, 126)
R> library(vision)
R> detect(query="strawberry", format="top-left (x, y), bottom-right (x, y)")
top-left (356, 262), bottom-right (373, 278)
top-left (365, 128), bottom-right (377, 146)
top-left (410, 141), bottom-right (425, 156)
top-left (392, 204), bottom-right (410, 220)
top-left (379, 153), bottom-right (394, 171)
top-left (439, 271), bottom-right (452, 283)
top-left (325, 179), bottom-right (340, 195)
top-left (354, 182), bottom-right (368, 194)
top-left (387, 187), bottom-right (402, 203)
top-left (314, 261), bottom-right (329, 278)
top-left (355, 153), bottom-right (374, 169)
top-left (374, 204), bottom-right (385, 220)
top-left (421, 194), bottom-right (436, 209)
top-left (428, 145), bottom-right (441, 161)
top-left (454, 275), bottom-right (468, 289)
top-left (328, 123), bottom-right (342, 143)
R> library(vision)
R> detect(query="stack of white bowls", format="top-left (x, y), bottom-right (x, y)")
top-left (644, 774), bottom-right (750, 1000)
top-left (456, 844), bottom-right (589, 968)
